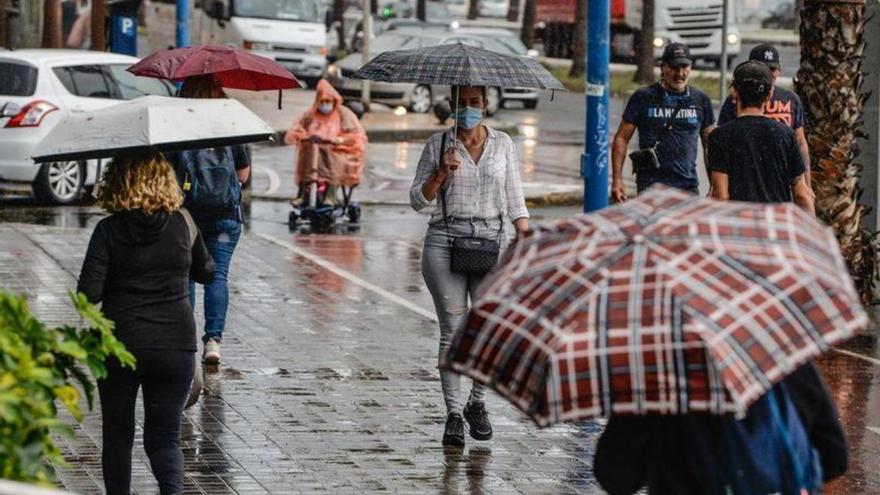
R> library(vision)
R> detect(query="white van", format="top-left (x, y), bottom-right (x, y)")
top-left (197, 0), bottom-right (329, 86)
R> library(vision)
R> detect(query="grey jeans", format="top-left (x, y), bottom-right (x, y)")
top-left (421, 218), bottom-right (507, 415)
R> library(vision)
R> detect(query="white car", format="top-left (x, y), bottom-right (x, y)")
top-left (478, 0), bottom-right (508, 18)
top-left (0, 50), bottom-right (174, 204)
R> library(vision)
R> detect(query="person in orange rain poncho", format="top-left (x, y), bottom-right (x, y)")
top-left (284, 80), bottom-right (367, 207)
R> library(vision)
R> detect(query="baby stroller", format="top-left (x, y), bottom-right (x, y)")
top-left (288, 136), bottom-right (362, 230)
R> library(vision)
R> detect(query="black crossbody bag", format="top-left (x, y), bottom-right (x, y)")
top-left (629, 97), bottom-right (687, 175)
top-left (437, 132), bottom-right (502, 275)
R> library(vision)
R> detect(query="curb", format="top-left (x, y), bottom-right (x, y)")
top-left (269, 120), bottom-right (519, 145)
top-left (250, 189), bottom-right (584, 207)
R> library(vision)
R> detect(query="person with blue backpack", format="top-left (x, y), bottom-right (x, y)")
top-left (594, 363), bottom-right (847, 494)
top-left (166, 75), bottom-right (251, 365)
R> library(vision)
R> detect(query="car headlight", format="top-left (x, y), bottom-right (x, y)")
top-left (310, 45), bottom-right (328, 55)
top-left (727, 33), bottom-right (739, 45)
top-left (327, 64), bottom-right (340, 78)
top-left (653, 37), bottom-right (665, 48)
top-left (243, 41), bottom-right (270, 51)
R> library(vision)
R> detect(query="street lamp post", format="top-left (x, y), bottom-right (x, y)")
top-left (360, 8), bottom-right (371, 111)
top-left (176, 0), bottom-right (189, 48)
top-left (582, 0), bottom-right (610, 212)
top-left (719, 0), bottom-right (729, 102)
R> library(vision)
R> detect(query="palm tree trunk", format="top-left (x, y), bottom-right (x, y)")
top-left (417, 0), bottom-right (426, 21)
top-left (634, 0), bottom-right (655, 84)
top-left (520, 0), bottom-right (536, 48)
top-left (796, 0), bottom-right (877, 302)
top-left (91, 0), bottom-right (105, 51)
top-left (568, 0), bottom-right (586, 78)
top-left (0, 0), bottom-right (7, 48)
top-left (468, 0), bottom-right (479, 20)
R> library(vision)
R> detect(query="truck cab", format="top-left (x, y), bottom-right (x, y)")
top-left (649, 0), bottom-right (741, 68)
top-left (198, 0), bottom-right (329, 86)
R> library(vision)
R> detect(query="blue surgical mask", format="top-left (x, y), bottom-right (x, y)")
top-left (318, 103), bottom-right (334, 115)
top-left (453, 106), bottom-right (483, 129)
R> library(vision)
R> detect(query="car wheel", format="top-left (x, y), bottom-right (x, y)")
top-left (486, 87), bottom-right (501, 116)
top-left (524, 99), bottom-right (538, 110)
top-left (33, 160), bottom-right (84, 205)
top-left (410, 85), bottom-right (433, 114)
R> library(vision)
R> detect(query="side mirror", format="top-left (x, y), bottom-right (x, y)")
top-left (0, 102), bottom-right (21, 118)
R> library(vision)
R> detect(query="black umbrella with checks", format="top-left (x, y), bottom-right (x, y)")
top-left (350, 42), bottom-right (565, 90)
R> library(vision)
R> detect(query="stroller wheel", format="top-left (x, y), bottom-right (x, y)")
top-left (347, 205), bottom-right (361, 224)
top-left (288, 211), bottom-right (299, 226)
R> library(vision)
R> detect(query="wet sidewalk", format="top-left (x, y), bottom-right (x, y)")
top-left (2, 222), bottom-right (601, 494)
top-left (4, 217), bottom-right (879, 494)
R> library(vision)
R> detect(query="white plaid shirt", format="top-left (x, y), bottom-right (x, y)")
top-left (410, 127), bottom-right (529, 224)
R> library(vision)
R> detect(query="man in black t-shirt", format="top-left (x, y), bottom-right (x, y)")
top-left (717, 44), bottom-right (812, 185)
top-left (708, 61), bottom-right (814, 213)
top-left (611, 43), bottom-right (716, 201)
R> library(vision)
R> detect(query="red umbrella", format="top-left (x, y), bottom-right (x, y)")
top-left (128, 44), bottom-right (301, 90)
top-left (442, 186), bottom-right (868, 426)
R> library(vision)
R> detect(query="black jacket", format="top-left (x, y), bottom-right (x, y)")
top-left (594, 362), bottom-right (847, 495)
top-left (77, 210), bottom-right (214, 352)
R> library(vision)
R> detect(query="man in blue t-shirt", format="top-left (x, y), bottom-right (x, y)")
top-left (611, 43), bottom-right (715, 201)
top-left (717, 43), bottom-right (811, 185)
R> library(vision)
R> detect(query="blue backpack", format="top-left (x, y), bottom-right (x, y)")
top-left (705, 384), bottom-right (823, 495)
top-left (177, 147), bottom-right (241, 215)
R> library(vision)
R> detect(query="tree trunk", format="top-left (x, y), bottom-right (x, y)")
top-left (467, 0), bottom-right (478, 20)
top-left (333, 0), bottom-right (346, 52)
top-left (507, 0), bottom-right (520, 22)
top-left (41, 0), bottom-right (60, 47)
top-left (370, 0), bottom-right (378, 15)
top-left (520, 0), bottom-right (536, 48)
top-left (417, 0), bottom-right (425, 21)
top-left (90, 0), bottom-right (105, 51)
top-left (634, 0), bottom-right (655, 84)
top-left (568, 0), bottom-right (586, 78)
top-left (796, 0), bottom-right (877, 302)
top-left (0, 0), bottom-right (8, 48)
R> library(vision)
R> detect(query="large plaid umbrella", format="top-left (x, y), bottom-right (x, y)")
top-left (442, 186), bottom-right (867, 426)
top-left (350, 42), bottom-right (565, 90)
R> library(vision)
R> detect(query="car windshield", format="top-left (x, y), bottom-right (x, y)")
top-left (232, 0), bottom-right (320, 22)
top-left (0, 62), bottom-right (37, 96)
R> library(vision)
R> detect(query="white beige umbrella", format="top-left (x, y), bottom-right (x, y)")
top-left (32, 95), bottom-right (274, 163)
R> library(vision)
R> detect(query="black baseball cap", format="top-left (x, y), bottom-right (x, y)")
top-left (660, 42), bottom-right (693, 67)
top-left (732, 60), bottom-right (773, 92)
top-left (749, 43), bottom-right (781, 70)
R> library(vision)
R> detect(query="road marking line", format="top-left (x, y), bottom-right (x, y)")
top-left (831, 348), bottom-right (880, 367)
top-left (260, 167), bottom-right (282, 196)
top-left (256, 232), bottom-right (438, 322)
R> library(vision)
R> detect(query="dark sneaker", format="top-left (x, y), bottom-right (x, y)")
top-left (463, 402), bottom-right (493, 441)
top-left (442, 413), bottom-right (465, 446)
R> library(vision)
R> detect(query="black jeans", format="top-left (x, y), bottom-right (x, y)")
top-left (97, 349), bottom-right (195, 495)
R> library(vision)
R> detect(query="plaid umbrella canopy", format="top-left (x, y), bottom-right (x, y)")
top-left (350, 42), bottom-right (565, 90)
top-left (442, 186), bottom-right (868, 427)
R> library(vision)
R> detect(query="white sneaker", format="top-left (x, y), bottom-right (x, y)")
top-left (203, 339), bottom-right (221, 364)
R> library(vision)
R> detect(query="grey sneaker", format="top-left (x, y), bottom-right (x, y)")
top-left (442, 413), bottom-right (465, 446)
top-left (203, 339), bottom-right (221, 364)
top-left (463, 402), bottom-right (493, 441)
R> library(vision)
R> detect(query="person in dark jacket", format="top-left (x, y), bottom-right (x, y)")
top-left (78, 150), bottom-right (214, 495)
top-left (593, 362), bottom-right (847, 494)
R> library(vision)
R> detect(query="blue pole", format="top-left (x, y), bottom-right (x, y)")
top-left (176, 0), bottom-right (190, 48)
top-left (582, 0), bottom-right (610, 213)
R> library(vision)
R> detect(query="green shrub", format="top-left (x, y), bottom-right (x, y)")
top-left (0, 291), bottom-right (135, 484)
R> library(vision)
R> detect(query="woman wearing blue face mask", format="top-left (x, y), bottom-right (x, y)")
top-left (409, 85), bottom-right (530, 447)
